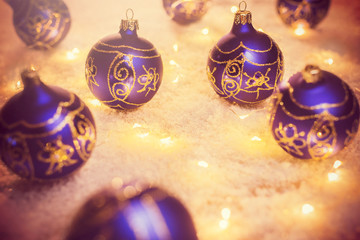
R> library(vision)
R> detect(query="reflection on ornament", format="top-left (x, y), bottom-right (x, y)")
top-left (0, 69), bottom-right (96, 180)
top-left (276, 0), bottom-right (331, 29)
top-left (207, 1), bottom-right (284, 105)
top-left (85, 9), bottom-right (163, 110)
top-left (66, 183), bottom-right (198, 240)
top-left (5, 0), bottom-right (71, 49)
top-left (270, 65), bottom-right (360, 160)
top-left (163, 0), bottom-right (210, 24)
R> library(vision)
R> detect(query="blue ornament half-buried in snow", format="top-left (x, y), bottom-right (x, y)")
top-left (0, 68), bottom-right (96, 180)
top-left (270, 65), bottom-right (360, 160)
top-left (66, 183), bottom-right (198, 240)
top-left (85, 9), bottom-right (163, 110)
top-left (207, 1), bottom-right (284, 105)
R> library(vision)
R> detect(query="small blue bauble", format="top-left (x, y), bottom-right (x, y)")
top-left (66, 183), bottom-right (198, 240)
top-left (207, 3), bottom-right (284, 105)
top-left (85, 10), bottom-right (163, 110)
top-left (162, 0), bottom-right (210, 24)
top-left (5, 0), bottom-right (71, 49)
top-left (270, 65), bottom-right (360, 160)
top-left (0, 69), bottom-right (96, 180)
top-left (276, 0), bottom-right (331, 28)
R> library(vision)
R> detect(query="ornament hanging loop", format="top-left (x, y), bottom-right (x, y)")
top-left (239, 1), bottom-right (247, 11)
top-left (126, 8), bottom-right (134, 20)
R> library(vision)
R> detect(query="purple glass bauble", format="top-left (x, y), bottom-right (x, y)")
top-left (66, 183), bottom-right (198, 240)
top-left (0, 69), bottom-right (96, 180)
top-left (163, 0), bottom-right (210, 24)
top-left (270, 65), bottom-right (360, 160)
top-left (207, 4), bottom-right (284, 105)
top-left (5, 0), bottom-right (71, 49)
top-left (276, 0), bottom-right (331, 28)
top-left (85, 10), bottom-right (163, 110)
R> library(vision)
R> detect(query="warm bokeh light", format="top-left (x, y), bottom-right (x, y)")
top-left (294, 24), bottom-right (306, 36)
top-left (231, 6), bottom-right (238, 13)
top-left (221, 208), bottom-right (231, 220)
top-left (324, 58), bottom-right (334, 65)
top-left (15, 80), bottom-right (22, 90)
top-left (160, 137), bottom-right (173, 146)
top-left (328, 172), bottom-right (339, 182)
top-left (173, 43), bottom-right (178, 52)
top-left (66, 47), bottom-right (80, 60)
top-left (219, 219), bottom-right (228, 230)
top-left (169, 60), bottom-right (178, 66)
top-left (137, 132), bottom-right (149, 138)
top-left (251, 136), bottom-right (262, 141)
top-left (239, 114), bottom-right (249, 120)
top-left (258, 28), bottom-right (264, 32)
top-left (302, 204), bottom-right (314, 215)
top-left (89, 99), bottom-right (101, 107)
top-left (202, 28), bottom-right (209, 35)
top-left (198, 161), bottom-right (208, 168)
top-left (333, 160), bottom-right (342, 169)
top-left (173, 75), bottom-right (179, 83)
top-left (111, 177), bottom-right (123, 189)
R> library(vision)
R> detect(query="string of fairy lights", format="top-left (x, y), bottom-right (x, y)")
top-left (6, 3), bottom-right (355, 234)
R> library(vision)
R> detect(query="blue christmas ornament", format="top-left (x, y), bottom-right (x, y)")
top-left (207, 1), bottom-right (284, 105)
top-left (5, 0), bottom-right (71, 49)
top-left (85, 9), bottom-right (163, 110)
top-left (66, 183), bottom-right (198, 240)
top-left (276, 0), bottom-right (331, 29)
top-left (270, 65), bottom-right (360, 160)
top-left (0, 68), bottom-right (96, 180)
top-left (162, 0), bottom-right (210, 24)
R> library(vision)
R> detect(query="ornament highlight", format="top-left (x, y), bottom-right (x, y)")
top-left (0, 68), bottom-right (96, 180)
top-left (5, 0), bottom-right (71, 49)
top-left (85, 9), bottom-right (163, 110)
top-left (270, 65), bottom-right (360, 160)
top-left (163, 0), bottom-right (210, 24)
top-left (276, 0), bottom-right (331, 29)
top-left (207, 1), bottom-right (284, 105)
top-left (66, 183), bottom-right (198, 240)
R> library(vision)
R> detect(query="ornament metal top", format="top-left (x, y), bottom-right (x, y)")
top-left (163, 0), bottom-right (210, 24)
top-left (5, 0), bottom-right (71, 49)
top-left (207, 1), bottom-right (284, 105)
top-left (276, 0), bottom-right (331, 29)
top-left (270, 65), bottom-right (360, 160)
top-left (0, 68), bottom-right (96, 180)
top-left (66, 183), bottom-right (198, 240)
top-left (85, 9), bottom-right (163, 110)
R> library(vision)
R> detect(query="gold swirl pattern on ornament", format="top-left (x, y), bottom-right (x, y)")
top-left (287, 81), bottom-right (350, 110)
top-left (215, 37), bottom-right (273, 55)
top-left (85, 57), bottom-right (99, 91)
top-left (137, 66), bottom-right (160, 96)
top-left (344, 119), bottom-right (359, 146)
top-left (1, 133), bottom-right (34, 179)
top-left (97, 41), bottom-right (156, 52)
top-left (274, 122), bottom-right (307, 157)
top-left (307, 118), bottom-right (336, 159)
top-left (277, 97), bottom-right (358, 121)
top-left (37, 135), bottom-right (77, 176)
top-left (0, 93), bottom-right (75, 130)
top-left (123, 192), bottom-right (171, 239)
top-left (92, 46), bottom-right (161, 59)
top-left (206, 66), bottom-right (225, 95)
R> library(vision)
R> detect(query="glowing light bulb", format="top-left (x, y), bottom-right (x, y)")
top-left (325, 58), bottom-right (334, 65)
top-left (89, 99), bottom-right (101, 107)
top-left (333, 160), bottom-right (342, 169)
top-left (251, 136), bottom-right (262, 141)
top-left (328, 172), bottom-right (339, 182)
top-left (202, 28), bottom-right (209, 35)
top-left (302, 204), bottom-right (314, 214)
top-left (66, 48), bottom-right (80, 60)
top-left (258, 28), bottom-right (264, 32)
top-left (231, 6), bottom-right (238, 13)
top-left (137, 132), bottom-right (149, 138)
top-left (294, 24), bottom-right (306, 36)
top-left (169, 60), bottom-right (179, 67)
top-left (219, 219), bottom-right (228, 230)
top-left (221, 208), bottom-right (231, 220)
top-left (173, 44), bottom-right (178, 52)
top-left (173, 76), bottom-right (179, 83)
top-left (198, 161), bottom-right (208, 168)
top-left (239, 114), bottom-right (249, 120)
top-left (160, 137), bottom-right (173, 146)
